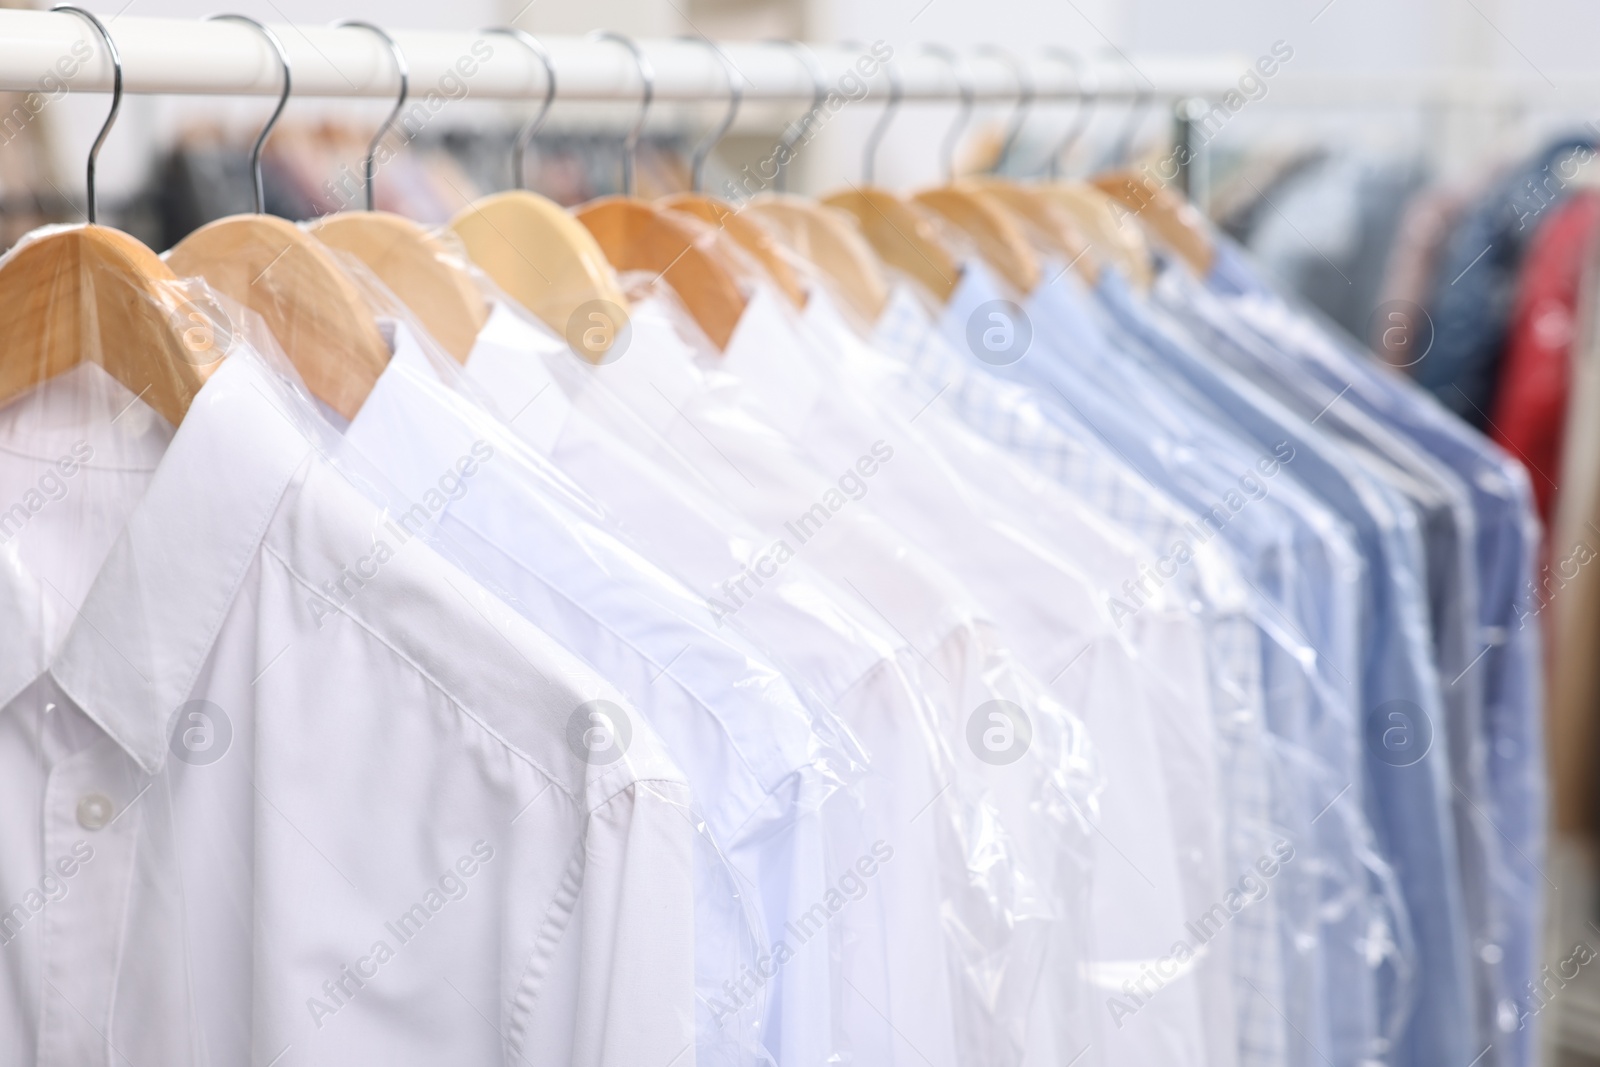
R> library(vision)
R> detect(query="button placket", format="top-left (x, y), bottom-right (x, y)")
top-left (36, 738), bottom-right (145, 1067)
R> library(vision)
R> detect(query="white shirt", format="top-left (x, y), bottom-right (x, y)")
top-left (341, 320), bottom-right (848, 1067)
top-left (488, 290), bottom-right (1176, 1067)
top-left (0, 350), bottom-right (695, 1067)
top-left (779, 286), bottom-right (1238, 1067)
top-left (462, 301), bottom-right (1026, 1067)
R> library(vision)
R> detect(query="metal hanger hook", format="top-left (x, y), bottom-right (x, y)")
top-left (51, 5), bottom-right (120, 226)
top-left (485, 28), bottom-right (556, 191)
top-left (1041, 47), bottom-right (1097, 180)
top-left (206, 14), bottom-right (290, 214)
top-left (843, 39), bottom-right (901, 184)
top-left (766, 40), bottom-right (825, 193)
top-left (679, 37), bottom-right (741, 193)
top-left (1106, 61), bottom-right (1153, 169)
top-left (975, 45), bottom-right (1033, 176)
top-left (589, 30), bottom-right (654, 196)
top-left (334, 20), bottom-right (408, 212)
top-left (920, 44), bottom-right (973, 183)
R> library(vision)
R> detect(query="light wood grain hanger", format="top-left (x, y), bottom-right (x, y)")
top-left (664, 194), bottom-right (806, 309)
top-left (307, 23), bottom-right (490, 363)
top-left (444, 29), bottom-right (628, 352)
top-left (654, 39), bottom-right (806, 310)
top-left (573, 32), bottom-right (748, 349)
top-left (966, 47), bottom-right (1101, 285)
top-left (743, 195), bottom-right (889, 323)
top-left (909, 46), bottom-right (1040, 295)
top-left (820, 44), bottom-right (959, 303)
top-left (164, 16), bottom-right (388, 420)
top-left (0, 7), bottom-right (211, 427)
top-left (714, 43), bottom-right (889, 321)
top-left (1037, 181), bottom-right (1154, 291)
top-left (1091, 168), bottom-right (1216, 277)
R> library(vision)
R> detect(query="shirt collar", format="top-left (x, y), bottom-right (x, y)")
top-left (462, 302), bottom-right (572, 456)
top-left (48, 354), bottom-right (314, 774)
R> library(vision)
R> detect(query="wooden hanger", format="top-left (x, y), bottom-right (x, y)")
top-left (662, 194), bottom-right (807, 309)
top-left (963, 178), bottom-right (1100, 285)
top-left (0, 7), bottom-right (211, 427)
top-left (1091, 169), bottom-right (1216, 277)
top-left (573, 32), bottom-right (748, 349)
top-left (164, 16), bottom-right (389, 419)
top-left (820, 46), bottom-right (959, 303)
top-left (742, 195), bottom-right (889, 323)
top-left (651, 40), bottom-right (806, 311)
top-left (576, 197), bottom-right (748, 349)
top-left (306, 23), bottom-right (489, 364)
top-left (1039, 182), bottom-right (1155, 291)
top-left (969, 49), bottom-right (1103, 286)
top-left (441, 29), bottom-right (628, 353)
top-left (907, 46), bottom-right (1040, 295)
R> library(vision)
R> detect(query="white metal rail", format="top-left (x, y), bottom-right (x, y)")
top-left (0, 10), bottom-right (1245, 103)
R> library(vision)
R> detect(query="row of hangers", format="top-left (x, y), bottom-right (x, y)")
top-left (0, 8), bottom-right (1220, 430)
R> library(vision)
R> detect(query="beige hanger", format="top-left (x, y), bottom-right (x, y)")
top-left (1091, 169), bottom-right (1216, 277)
top-left (743, 195), bottom-right (889, 323)
top-left (908, 46), bottom-right (1041, 295)
top-left (307, 24), bottom-right (488, 364)
top-left (164, 16), bottom-right (389, 419)
top-left (1040, 182), bottom-right (1154, 291)
top-left (820, 46), bottom-right (959, 303)
top-left (662, 194), bottom-right (807, 309)
top-left (442, 29), bottom-right (627, 351)
top-left (573, 32), bottom-right (748, 349)
top-left (0, 8), bottom-right (212, 428)
top-left (576, 197), bottom-right (749, 349)
top-left (965, 178), bottom-right (1100, 285)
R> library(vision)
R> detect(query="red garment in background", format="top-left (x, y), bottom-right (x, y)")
top-left (1490, 188), bottom-right (1600, 533)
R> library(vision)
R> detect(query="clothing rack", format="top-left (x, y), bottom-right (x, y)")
top-left (0, 10), bottom-right (1239, 102)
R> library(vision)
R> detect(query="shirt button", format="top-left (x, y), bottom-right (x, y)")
top-left (76, 793), bottom-right (114, 831)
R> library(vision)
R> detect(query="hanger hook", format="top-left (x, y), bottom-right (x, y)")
top-left (1041, 47), bottom-right (1097, 180)
top-left (920, 45), bottom-right (973, 183)
top-left (844, 39), bottom-right (900, 184)
top-left (679, 37), bottom-right (742, 193)
top-left (1105, 62), bottom-right (1153, 170)
top-left (589, 30), bottom-right (654, 196)
top-left (485, 28), bottom-right (556, 192)
top-left (976, 45), bottom-right (1034, 176)
top-left (51, 5), bottom-right (120, 226)
top-left (766, 40), bottom-right (825, 194)
top-left (205, 15), bottom-right (290, 214)
top-left (334, 20), bottom-right (408, 212)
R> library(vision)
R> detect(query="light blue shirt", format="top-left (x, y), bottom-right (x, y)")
top-left (938, 262), bottom-right (1382, 1067)
top-left (1087, 264), bottom-right (1473, 1067)
top-left (1204, 241), bottom-right (1545, 1067)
